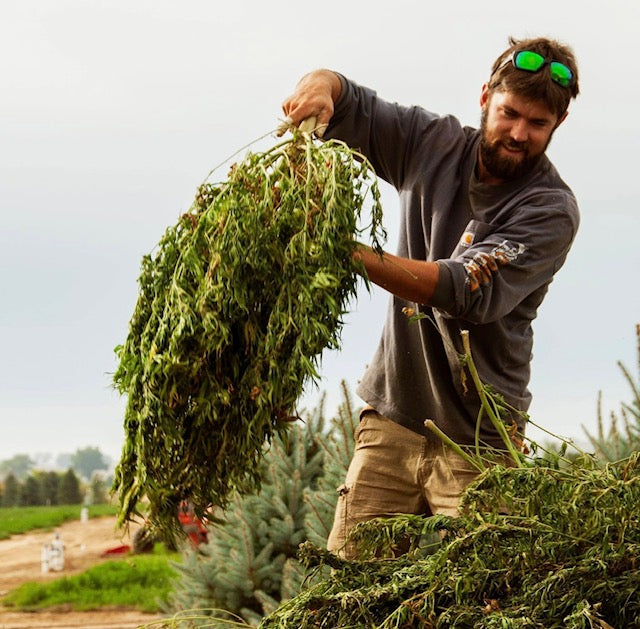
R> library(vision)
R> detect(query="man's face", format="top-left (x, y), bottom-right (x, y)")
top-left (478, 87), bottom-right (566, 183)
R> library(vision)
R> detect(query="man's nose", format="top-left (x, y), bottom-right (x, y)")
top-left (510, 120), bottom-right (529, 143)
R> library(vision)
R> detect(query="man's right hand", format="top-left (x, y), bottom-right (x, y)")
top-left (280, 69), bottom-right (342, 137)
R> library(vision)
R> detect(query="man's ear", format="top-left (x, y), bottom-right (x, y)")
top-left (480, 83), bottom-right (490, 109)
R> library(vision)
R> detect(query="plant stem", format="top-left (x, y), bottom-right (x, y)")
top-left (424, 420), bottom-right (485, 472)
top-left (460, 330), bottom-right (525, 467)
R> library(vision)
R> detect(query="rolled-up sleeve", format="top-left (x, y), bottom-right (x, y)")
top-left (430, 201), bottom-right (578, 323)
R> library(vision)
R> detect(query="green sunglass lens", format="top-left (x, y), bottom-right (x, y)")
top-left (550, 61), bottom-right (573, 87)
top-left (515, 51), bottom-right (545, 71)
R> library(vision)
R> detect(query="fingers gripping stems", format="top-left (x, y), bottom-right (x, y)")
top-left (276, 115), bottom-right (323, 138)
top-left (299, 116), bottom-right (318, 135)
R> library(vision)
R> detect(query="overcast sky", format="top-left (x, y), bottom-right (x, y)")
top-left (1, 0), bottom-right (638, 464)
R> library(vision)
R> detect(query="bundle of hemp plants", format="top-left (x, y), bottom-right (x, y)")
top-left (112, 128), bottom-right (385, 538)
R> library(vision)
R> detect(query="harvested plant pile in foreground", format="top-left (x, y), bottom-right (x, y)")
top-left (260, 452), bottom-right (640, 628)
top-left (112, 131), bottom-right (385, 537)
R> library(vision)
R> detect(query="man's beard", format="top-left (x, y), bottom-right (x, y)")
top-left (479, 110), bottom-right (551, 182)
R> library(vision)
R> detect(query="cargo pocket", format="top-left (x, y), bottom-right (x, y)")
top-left (326, 483), bottom-right (355, 558)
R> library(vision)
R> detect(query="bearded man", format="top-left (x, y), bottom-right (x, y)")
top-left (282, 37), bottom-right (580, 558)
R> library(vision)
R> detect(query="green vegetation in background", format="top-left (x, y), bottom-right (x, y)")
top-left (69, 447), bottom-right (111, 481)
top-left (0, 504), bottom-right (118, 539)
top-left (1, 467), bottom-right (95, 508)
top-left (0, 454), bottom-right (35, 480)
top-left (1, 550), bottom-right (177, 613)
top-left (167, 390), bottom-right (355, 626)
top-left (585, 323), bottom-right (640, 461)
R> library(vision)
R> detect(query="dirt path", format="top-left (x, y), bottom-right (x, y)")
top-left (0, 609), bottom-right (163, 629)
top-left (0, 516), bottom-right (166, 628)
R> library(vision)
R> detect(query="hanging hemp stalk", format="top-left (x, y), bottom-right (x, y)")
top-left (112, 123), bottom-right (386, 537)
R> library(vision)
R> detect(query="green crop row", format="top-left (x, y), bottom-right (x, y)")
top-left (0, 504), bottom-right (118, 539)
top-left (1, 551), bottom-right (177, 613)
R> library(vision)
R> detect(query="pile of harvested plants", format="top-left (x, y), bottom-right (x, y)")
top-left (260, 337), bottom-right (640, 628)
top-left (112, 127), bottom-right (385, 537)
top-left (260, 452), bottom-right (640, 628)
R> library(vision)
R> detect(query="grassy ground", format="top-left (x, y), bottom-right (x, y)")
top-left (0, 504), bottom-right (119, 539)
top-left (1, 546), bottom-right (178, 613)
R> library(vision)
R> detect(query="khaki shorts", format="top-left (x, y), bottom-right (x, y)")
top-left (326, 410), bottom-right (482, 558)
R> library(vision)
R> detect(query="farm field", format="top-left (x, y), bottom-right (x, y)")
top-left (0, 504), bottom-right (118, 539)
top-left (0, 514), bottom-right (164, 629)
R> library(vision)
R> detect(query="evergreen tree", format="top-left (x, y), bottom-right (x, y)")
top-left (168, 389), bottom-right (359, 626)
top-left (585, 323), bottom-right (640, 461)
top-left (89, 472), bottom-right (109, 504)
top-left (19, 474), bottom-right (42, 506)
top-left (303, 381), bottom-right (359, 549)
top-left (57, 468), bottom-right (83, 504)
top-left (2, 473), bottom-right (20, 507)
top-left (40, 471), bottom-right (61, 506)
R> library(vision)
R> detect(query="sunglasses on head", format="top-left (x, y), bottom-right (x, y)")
top-left (498, 50), bottom-right (574, 88)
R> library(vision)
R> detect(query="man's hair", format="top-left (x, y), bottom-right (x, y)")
top-left (488, 36), bottom-right (580, 118)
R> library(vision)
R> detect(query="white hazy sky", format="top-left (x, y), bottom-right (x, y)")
top-left (1, 0), bottom-right (638, 463)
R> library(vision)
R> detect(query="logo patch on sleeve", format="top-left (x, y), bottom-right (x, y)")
top-left (460, 231), bottom-right (475, 247)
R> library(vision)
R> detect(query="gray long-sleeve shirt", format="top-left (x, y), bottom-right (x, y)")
top-left (326, 76), bottom-right (579, 448)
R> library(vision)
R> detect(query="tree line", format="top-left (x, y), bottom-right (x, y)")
top-left (0, 468), bottom-right (109, 507)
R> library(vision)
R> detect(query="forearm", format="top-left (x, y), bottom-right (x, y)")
top-left (354, 245), bottom-right (440, 305)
